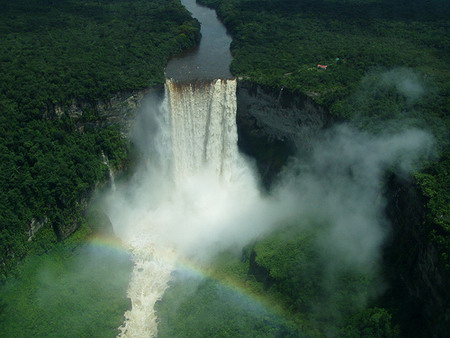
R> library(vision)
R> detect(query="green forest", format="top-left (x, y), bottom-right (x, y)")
top-left (1, 0), bottom-right (449, 336)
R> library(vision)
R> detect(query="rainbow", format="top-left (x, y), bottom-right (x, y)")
top-left (87, 234), bottom-right (130, 256)
top-left (86, 234), bottom-right (292, 324)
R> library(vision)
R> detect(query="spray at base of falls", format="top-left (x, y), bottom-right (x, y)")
top-left (115, 78), bottom-right (262, 337)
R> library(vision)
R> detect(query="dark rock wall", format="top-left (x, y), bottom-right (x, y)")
top-left (384, 176), bottom-right (450, 337)
top-left (236, 80), bottom-right (334, 188)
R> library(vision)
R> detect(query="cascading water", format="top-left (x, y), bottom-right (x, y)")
top-left (166, 79), bottom-right (241, 182)
top-left (101, 152), bottom-right (117, 193)
top-left (115, 78), bottom-right (255, 337)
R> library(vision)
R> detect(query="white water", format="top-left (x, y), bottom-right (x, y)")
top-left (166, 79), bottom-right (243, 182)
top-left (101, 152), bottom-right (116, 193)
top-left (115, 78), bottom-right (260, 337)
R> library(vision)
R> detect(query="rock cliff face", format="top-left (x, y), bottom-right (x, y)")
top-left (30, 89), bottom-right (159, 242)
top-left (45, 89), bottom-right (157, 133)
top-left (384, 176), bottom-right (450, 337)
top-left (236, 81), bottom-right (334, 187)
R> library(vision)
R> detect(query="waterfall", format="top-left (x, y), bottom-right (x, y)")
top-left (166, 79), bottom-right (240, 183)
top-left (117, 78), bottom-right (249, 337)
top-left (102, 152), bottom-right (116, 193)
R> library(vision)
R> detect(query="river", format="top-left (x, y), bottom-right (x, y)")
top-left (165, 0), bottom-right (233, 81)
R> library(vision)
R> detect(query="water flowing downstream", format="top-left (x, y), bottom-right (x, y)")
top-left (114, 79), bottom-right (260, 337)
top-left (165, 0), bottom-right (233, 80)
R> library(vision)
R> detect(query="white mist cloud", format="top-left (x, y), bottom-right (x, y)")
top-left (105, 144), bottom-right (276, 262)
top-left (104, 90), bottom-right (434, 267)
top-left (380, 68), bottom-right (425, 104)
top-left (274, 124), bottom-right (434, 270)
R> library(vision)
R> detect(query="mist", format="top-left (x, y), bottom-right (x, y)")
top-left (277, 124), bottom-right (433, 265)
top-left (380, 68), bottom-right (426, 104)
top-left (101, 80), bottom-right (434, 335)
top-left (346, 67), bottom-right (434, 138)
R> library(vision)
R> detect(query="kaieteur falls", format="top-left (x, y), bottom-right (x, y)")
top-left (103, 0), bottom-right (256, 334)
top-left (106, 78), bottom-right (264, 337)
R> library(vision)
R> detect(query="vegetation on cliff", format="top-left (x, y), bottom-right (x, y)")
top-left (0, 0), bottom-right (200, 277)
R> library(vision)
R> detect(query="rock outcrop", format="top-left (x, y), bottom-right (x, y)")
top-left (236, 80), bottom-right (334, 187)
top-left (384, 175), bottom-right (450, 337)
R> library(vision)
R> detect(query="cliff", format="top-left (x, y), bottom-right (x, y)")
top-left (236, 80), bottom-right (335, 187)
top-left (384, 176), bottom-right (450, 336)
